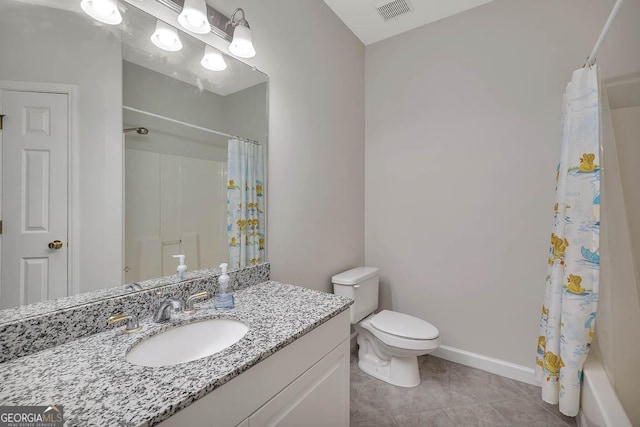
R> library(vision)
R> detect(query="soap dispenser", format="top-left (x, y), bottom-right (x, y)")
top-left (214, 263), bottom-right (234, 310)
top-left (173, 254), bottom-right (187, 280)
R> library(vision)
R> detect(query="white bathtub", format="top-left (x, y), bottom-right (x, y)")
top-left (578, 356), bottom-right (632, 427)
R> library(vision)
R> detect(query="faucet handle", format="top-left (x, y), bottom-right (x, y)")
top-left (124, 283), bottom-right (143, 292)
top-left (108, 313), bottom-right (142, 333)
top-left (183, 291), bottom-right (211, 314)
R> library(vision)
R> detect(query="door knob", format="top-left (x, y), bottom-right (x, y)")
top-left (48, 240), bottom-right (63, 250)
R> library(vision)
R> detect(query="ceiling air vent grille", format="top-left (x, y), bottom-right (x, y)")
top-left (376, 0), bottom-right (413, 21)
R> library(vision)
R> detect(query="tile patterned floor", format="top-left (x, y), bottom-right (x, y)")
top-left (350, 354), bottom-right (577, 427)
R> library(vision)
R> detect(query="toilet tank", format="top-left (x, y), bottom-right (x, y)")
top-left (332, 267), bottom-right (379, 324)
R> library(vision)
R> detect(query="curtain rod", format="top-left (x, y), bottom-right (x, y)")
top-left (123, 106), bottom-right (261, 146)
top-left (584, 0), bottom-right (625, 67)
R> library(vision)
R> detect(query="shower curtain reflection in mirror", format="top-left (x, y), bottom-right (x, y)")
top-left (226, 139), bottom-right (265, 269)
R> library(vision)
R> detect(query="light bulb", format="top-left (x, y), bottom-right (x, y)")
top-left (80, 0), bottom-right (122, 25)
top-left (177, 0), bottom-right (210, 34)
top-left (150, 20), bottom-right (183, 52)
top-left (159, 31), bottom-right (176, 46)
top-left (92, 0), bottom-right (114, 16)
top-left (201, 46), bottom-right (227, 71)
top-left (187, 13), bottom-right (205, 28)
top-left (228, 25), bottom-right (255, 58)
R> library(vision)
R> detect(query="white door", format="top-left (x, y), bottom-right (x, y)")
top-left (0, 90), bottom-right (68, 309)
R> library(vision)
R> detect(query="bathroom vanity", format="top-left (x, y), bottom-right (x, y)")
top-left (0, 272), bottom-right (352, 426)
top-left (0, 1), bottom-right (354, 424)
top-left (160, 299), bottom-right (350, 427)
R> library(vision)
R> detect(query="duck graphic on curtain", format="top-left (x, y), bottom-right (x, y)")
top-left (227, 139), bottom-right (265, 269)
top-left (536, 67), bottom-right (600, 417)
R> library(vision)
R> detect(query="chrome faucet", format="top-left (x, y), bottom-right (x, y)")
top-left (154, 297), bottom-right (184, 323)
top-left (183, 291), bottom-right (210, 314)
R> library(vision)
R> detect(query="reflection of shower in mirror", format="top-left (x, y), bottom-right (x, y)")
top-left (123, 127), bottom-right (150, 135)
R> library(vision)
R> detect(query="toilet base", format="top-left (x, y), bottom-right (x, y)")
top-left (358, 353), bottom-right (420, 388)
top-left (356, 332), bottom-right (421, 387)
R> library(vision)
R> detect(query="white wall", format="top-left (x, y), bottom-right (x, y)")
top-left (223, 83), bottom-right (268, 145)
top-left (365, 0), bottom-right (640, 368)
top-left (221, 1), bottom-right (366, 291)
top-left (0, 3), bottom-right (123, 293)
top-left (612, 106), bottom-right (640, 271)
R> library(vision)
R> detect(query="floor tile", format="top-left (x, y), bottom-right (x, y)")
top-left (490, 397), bottom-right (572, 426)
top-left (419, 355), bottom-right (465, 379)
top-left (394, 409), bottom-right (456, 427)
top-left (443, 403), bottom-right (513, 426)
top-left (350, 381), bottom-right (393, 421)
top-left (373, 380), bottom-right (441, 416)
top-left (350, 415), bottom-right (398, 427)
top-left (519, 381), bottom-right (543, 400)
top-left (533, 400), bottom-right (577, 426)
top-left (473, 372), bottom-right (533, 403)
top-left (351, 354), bottom-right (576, 427)
top-left (518, 382), bottom-right (576, 426)
top-left (351, 359), bottom-right (376, 387)
top-left (421, 376), bottom-right (480, 408)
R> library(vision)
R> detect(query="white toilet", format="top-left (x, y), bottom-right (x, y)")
top-left (332, 267), bottom-right (440, 387)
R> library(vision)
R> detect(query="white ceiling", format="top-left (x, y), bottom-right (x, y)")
top-left (323, 0), bottom-right (496, 45)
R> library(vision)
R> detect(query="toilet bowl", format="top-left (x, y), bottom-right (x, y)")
top-left (356, 311), bottom-right (440, 387)
top-left (332, 267), bottom-right (441, 387)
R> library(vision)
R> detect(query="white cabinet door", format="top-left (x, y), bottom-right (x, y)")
top-left (249, 340), bottom-right (350, 427)
top-left (1, 90), bottom-right (68, 308)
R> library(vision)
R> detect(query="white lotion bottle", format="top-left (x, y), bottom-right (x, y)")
top-left (214, 263), bottom-right (234, 310)
top-left (173, 254), bottom-right (187, 280)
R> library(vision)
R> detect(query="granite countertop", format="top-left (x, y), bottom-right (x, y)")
top-left (0, 281), bottom-right (352, 426)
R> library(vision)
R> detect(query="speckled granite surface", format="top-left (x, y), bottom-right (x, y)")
top-left (0, 263), bottom-right (270, 363)
top-left (0, 281), bottom-right (352, 426)
top-left (0, 266), bottom-right (230, 325)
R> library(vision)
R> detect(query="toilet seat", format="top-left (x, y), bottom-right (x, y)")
top-left (370, 310), bottom-right (439, 340)
top-left (361, 310), bottom-right (440, 351)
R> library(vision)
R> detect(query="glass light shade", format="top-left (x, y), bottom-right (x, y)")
top-left (177, 0), bottom-right (210, 34)
top-left (80, 0), bottom-right (122, 25)
top-left (228, 25), bottom-right (256, 58)
top-left (150, 20), bottom-right (183, 52)
top-left (201, 46), bottom-right (227, 71)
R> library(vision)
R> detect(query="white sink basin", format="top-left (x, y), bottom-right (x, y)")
top-left (126, 319), bottom-right (248, 367)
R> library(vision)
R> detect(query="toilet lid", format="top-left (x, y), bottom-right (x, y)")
top-left (370, 310), bottom-right (439, 340)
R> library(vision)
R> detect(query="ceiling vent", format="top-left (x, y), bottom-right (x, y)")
top-left (376, 0), bottom-right (413, 21)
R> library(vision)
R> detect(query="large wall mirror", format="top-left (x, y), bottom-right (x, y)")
top-left (0, 0), bottom-right (268, 311)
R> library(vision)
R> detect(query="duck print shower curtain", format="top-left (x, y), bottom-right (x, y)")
top-left (536, 67), bottom-right (600, 417)
top-left (227, 139), bottom-right (265, 269)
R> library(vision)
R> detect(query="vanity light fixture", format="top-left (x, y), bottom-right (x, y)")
top-left (177, 0), bottom-right (210, 34)
top-left (150, 20), bottom-right (183, 51)
top-left (228, 8), bottom-right (256, 58)
top-left (201, 45), bottom-right (227, 71)
top-left (80, 0), bottom-right (122, 25)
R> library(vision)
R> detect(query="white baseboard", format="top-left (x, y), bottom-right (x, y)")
top-left (431, 345), bottom-right (539, 386)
